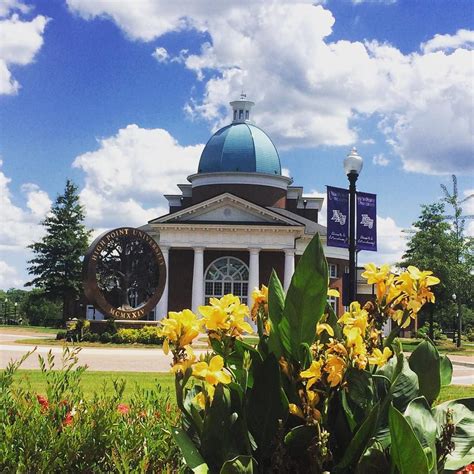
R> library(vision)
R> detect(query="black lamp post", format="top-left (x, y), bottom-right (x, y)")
top-left (452, 293), bottom-right (462, 348)
top-left (343, 148), bottom-right (363, 304)
top-left (4, 298), bottom-right (8, 325)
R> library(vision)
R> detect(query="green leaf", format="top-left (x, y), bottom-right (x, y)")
top-left (389, 404), bottom-right (429, 474)
top-left (432, 398), bottom-right (474, 471)
top-left (284, 425), bottom-right (317, 456)
top-left (408, 339), bottom-right (441, 405)
top-left (247, 354), bottom-right (288, 458)
top-left (334, 402), bottom-right (380, 471)
top-left (267, 270), bottom-right (285, 359)
top-left (172, 426), bottom-right (209, 474)
top-left (220, 455), bottom-right (256, 473)
top-left (439, 354), bottom-right (453, 386)
top-left (378, 352), bottom-right (419, 412)
top-left (356, 440), bottom-right (390, 474)
top-left (404, 397), bottom-right (437, 472)
top-left (279, 234), bottom-right (328, 362)
top-left (345, 367), bottom-right (375, 423)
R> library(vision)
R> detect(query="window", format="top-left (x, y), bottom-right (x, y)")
top-left (204, 257), bottom-right (249, 305)
top-left (344, 265), bottom-right (349, 274)
top-left (245, 110), bottom-right (249, 120)
top-left (328, 296), bottom-right (339, 315)
top-left (329, 264), bottom-right (338, 278)
top-left (239, 109), bottom-right (244, 119)
top-left (233, 110), bottom-right (237, 120)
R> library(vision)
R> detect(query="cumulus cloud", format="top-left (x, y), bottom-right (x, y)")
top-left (372, 153), bottom-right (390, 166)
top-left (0, 2), bottom-right (48, 95)
top-left (421, 29), bottom-right (474, 53)
top-left (0, 161), bottom-right (52, 287)
top-left (66, 1), bottom-right (473, 176)
top-left (152, 46), bottom-right (169, 63)
top-left (73, 124), bottom-right (203, 228)
top-left (0, 260), bottom-right (23, 288)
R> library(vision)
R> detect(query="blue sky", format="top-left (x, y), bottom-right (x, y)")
top-left (0, 0), bottom-right (473, 288)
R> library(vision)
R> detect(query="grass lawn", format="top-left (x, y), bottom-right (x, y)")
top-left (401, 338), bottom-right (474, 356)
top-left (14, 370), bottom-right (176, 401)
top-left (14, 338), bottom-right (163, 349)
top-left (0, 325), bottom-right (58, 334)
top-left (12, 369), bottom-right (473, 405)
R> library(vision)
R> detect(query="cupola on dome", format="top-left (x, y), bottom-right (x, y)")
top-left (197, 95), bottom-right (281, 175)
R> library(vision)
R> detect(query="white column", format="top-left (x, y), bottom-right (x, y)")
top-left (192, 247), bottom-right (205, 313)
top-left (247, 248), bottom-right (260, 307)
top-left (155, 245), bottom-right (169, 320)
top-left (284, 249), bottom-right (295, 292)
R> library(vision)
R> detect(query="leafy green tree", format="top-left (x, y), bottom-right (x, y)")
top-left (399, 203), bottom-right (457, 337)
top-left (21, 289), bottom-right (62, 326)
top-left (26, 180), bottom-right (91, 322)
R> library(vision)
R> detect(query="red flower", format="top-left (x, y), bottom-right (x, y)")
top-left (36, 394), bottom-right (49, 411)
top-left (117, 403), bottom-right (130, 415)
top-left (63, 411), bottom-right (73, 426)
top-left (457, 464), bottom-right (474, 474)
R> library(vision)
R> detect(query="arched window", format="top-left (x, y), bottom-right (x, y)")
top-left (204, 257), bottom-right (249, 304)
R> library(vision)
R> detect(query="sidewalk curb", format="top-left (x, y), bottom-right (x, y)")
top-left (450, 361), bottom-right (474, 369)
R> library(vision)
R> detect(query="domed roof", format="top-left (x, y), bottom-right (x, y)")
top-left (197, 96), bottom-right (281, 176)
top-left (198, 122), bottom-right (281, 175)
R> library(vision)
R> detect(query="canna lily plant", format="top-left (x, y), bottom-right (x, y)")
top-left (159, 234), bottom-right (473, 474)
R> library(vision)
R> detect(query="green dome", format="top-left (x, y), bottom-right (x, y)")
top-left (198, 123), bottom-right (281, 175)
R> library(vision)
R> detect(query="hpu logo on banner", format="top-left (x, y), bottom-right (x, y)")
top-left (360, 213), bottom-right (374, 229)
top-left (331, 210), bottom-right (347, 226)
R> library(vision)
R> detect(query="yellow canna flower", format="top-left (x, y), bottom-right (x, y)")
top-left (171, 346), bottom-right (196, 374)
top-left (160, 309), bottom-right (201, 351)
top-left (193, 355), bottom-right (232, 386)
top-left (289, 403), bottom-right (304, 419)
top-left (199, 305), bottom-right (230, 331)
top-left (316, 323), bottom-right (334, 337)
top-left (300, 360), bottom-right (323, 390)
top-left (193, 384), bottom-right (215, 409)
top-left (361, 263), bottom-right (391, 285)
top-left (368, 347), bottom-right (392, 367)
top-left (251, 285), bottom-right (268, 319)
top-left (327, 288), bottom-right (340, 298)
top-left (324, 354), bottom-right (346, 387)
top-left (229, 312), bottom-right (254, 336)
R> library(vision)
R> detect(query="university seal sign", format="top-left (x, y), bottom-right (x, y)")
top-left (83, 227), bottom-right (166, 319)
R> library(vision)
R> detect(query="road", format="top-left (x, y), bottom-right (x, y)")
top-left (1, 332), bottom-right (473, 385)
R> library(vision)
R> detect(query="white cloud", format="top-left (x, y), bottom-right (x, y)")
top-left (152, 46), bottom-right (169, 63)
top-left (421, 29), bottom-right (474, 53)
top-left (372, 153), bottom-right (390, 166)
top-left (73, 124), bottom-right (203, 228)
top-left (0, 260), bottom-right (23, 288)
top-left (0, 7), bottom-right (48, 95)
top-left (0, 0), bottom-right (31, 18)
top-left (65, 2), bottom-right (473, 175)
top-left (0, 161), bottom-right (51, 252)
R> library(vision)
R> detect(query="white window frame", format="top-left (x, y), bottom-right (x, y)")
top-left (204, 257), bottom-right (249, 305)
top-left (328, 296), bottom-right (339, 315)
top-left (329, 263), bottom-right (338, 279)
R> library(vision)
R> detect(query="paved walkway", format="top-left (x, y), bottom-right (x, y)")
top-left (1, 331), bottom-right (472, 385)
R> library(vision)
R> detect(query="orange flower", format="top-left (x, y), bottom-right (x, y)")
top-left (63, 411), bottom-right (73, 426)
top-left (36, 394), bottom-right (49, 412)
top-left (117, 403), bottom-right (130, 415)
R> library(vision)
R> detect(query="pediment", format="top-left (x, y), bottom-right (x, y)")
top-left (150, 193), bottom-right (301, 226)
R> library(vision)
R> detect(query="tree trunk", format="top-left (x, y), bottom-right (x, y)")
top-left (429, 305), bottom-right (434, 341)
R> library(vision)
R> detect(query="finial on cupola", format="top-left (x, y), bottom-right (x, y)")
top-left (230, 92), bottom-right (255, 123)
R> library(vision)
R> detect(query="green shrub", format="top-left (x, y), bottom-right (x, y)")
top-left (100, 332), bottom-right (111, 343)
top-left (467, 329), bottom-right (474, 342)
top-left (105, 318), bottom-right (118, 335)
top-left (56, 330), bottom-right (66, 340)
top-left (416, 321), bottom-right (444, 340)
top-left (136, 326), bottom-right (163, 345)
top-left (111, 333), bottom-right (121, 344)
top-left (81, 332), bottom-right (91, 342)
top-left (88, 333), bottom-right (99, 343)
top-left (0, 349), bottom-right (181, 472)
top-left (116, 328), bottom-right (139, 344)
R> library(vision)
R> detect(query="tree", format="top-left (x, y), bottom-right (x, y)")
top-left (26, 180), bottom-right (91, 322)
top-left (399, 203), bottom-right (458, 338)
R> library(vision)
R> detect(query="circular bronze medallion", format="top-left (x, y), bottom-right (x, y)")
top-left (83, 227), bottom-right (166, 320)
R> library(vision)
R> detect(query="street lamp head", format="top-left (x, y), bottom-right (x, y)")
top-left (14, 302), bottom-right (18, 307)
top-left (344, 147), bottom-right (363, 176)
top-left (452, 293), bottom-right (457, 301)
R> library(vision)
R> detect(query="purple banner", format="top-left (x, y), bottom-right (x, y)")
top-left (357, 192), bottom-right (377, 251)
top-left (327, 186), bottom-right (349, 248)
